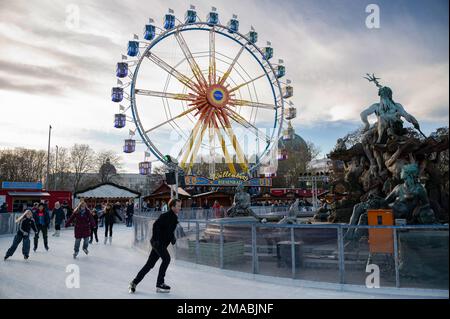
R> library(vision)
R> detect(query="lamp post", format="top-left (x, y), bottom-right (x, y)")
top-left (54, 145), bottom-right (58, 190)
top-left (46, 125), bottom-right (52, 190)
top-left (164, 155), bottom-right (179, 200)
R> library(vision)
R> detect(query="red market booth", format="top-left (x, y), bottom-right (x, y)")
top-left (0, 181), bottom-right (72, 213)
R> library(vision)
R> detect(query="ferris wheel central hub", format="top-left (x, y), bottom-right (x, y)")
top-left (206, 84), bottom-right (229, 108)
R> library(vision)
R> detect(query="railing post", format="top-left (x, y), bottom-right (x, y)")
top-left (195, 221), bottom-right (200, 264)
top-left (337, 225), bottom-right (345, 284)
top-left (393, 228), bottom-right (400, 288)
top-left (291, 227), bottom-right (296, 279)
top-left (252, 224), bottom-right (259, 274)
top-left (220, 223), bottom-right (224, 269)
top-left (187, 210), bottom-right (191, 231)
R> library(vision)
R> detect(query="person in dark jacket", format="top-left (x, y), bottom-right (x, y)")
top-left (0, 202), bottom-right (8, 213)
top-left (4, 210), bottom-right (37, 260)
top-left (129, 198), bottom-right (181, 294)
top-left (100, 203), bottom-right (122, 244)
top-left (61, 201), bottom-right (73, 226)
top-left (65, 200), bottom-right (96, 259)
top-left (51, 201), bottom-right (65, 237)
top-left (89, 208), bottom-right (99, 244)
top-left (33, 203), bottom-right (50, 251)
top-left (126, 199), bottom-right (134, 227)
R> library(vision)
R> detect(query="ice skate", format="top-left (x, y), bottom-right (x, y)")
top-left (156, 283), bottom-right (171, 293)
top-left (73, 252), bottom-right (78, 259)
top-left (128, 281), bottom-right (136, 294)
top-left (83, 248), bottom-right (89, 255)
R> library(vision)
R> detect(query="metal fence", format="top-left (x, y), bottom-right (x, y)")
top-left (133, 214), bottom-right (449, 290)
top-left (0, 213), bottom-right (21, 236)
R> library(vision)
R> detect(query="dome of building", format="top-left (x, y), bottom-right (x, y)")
top-left (278, 121), bottom-right (308, 153)
top-left (99, 158), bottom-right (117, 176)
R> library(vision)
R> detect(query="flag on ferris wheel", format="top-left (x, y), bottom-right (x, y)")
top-left (250, 25), bottom-right (255, 31)
top-left (232, 14), bottom-right (238, 19)
top-left (278, 59), bottom-right (284, 64)
top-left (145, 151), bottom-right (151, 158)
top-left (119, 104), bottom-right (125, 111)
top-left (149, 18), bottom-right (154, 23)
top-left (190, 5), bottom-right (195, 10)
top-left (168, 8), bottom-right (174, 14)
top-left (133, 34), bottom-right (139, 40)
top-left (117, 79), bottom-right (123, 86)
top-left (121, 55), bottom-right (127, 60)
top-left (129, 129), bottom-right (135, 136)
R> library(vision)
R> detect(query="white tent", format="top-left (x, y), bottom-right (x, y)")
top-left (74, 183), bottom-right (141, 207)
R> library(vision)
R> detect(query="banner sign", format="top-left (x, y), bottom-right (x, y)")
top-left (184, 175), bottom-right (272, 187)
top-left (1, 182), bottom-right (43, 190)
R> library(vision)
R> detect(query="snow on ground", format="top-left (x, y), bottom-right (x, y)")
top-left (0, 225), bottom-right (445, 299)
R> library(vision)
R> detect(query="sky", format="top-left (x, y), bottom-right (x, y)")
top-left (0, 0), bottom-right (448, 173)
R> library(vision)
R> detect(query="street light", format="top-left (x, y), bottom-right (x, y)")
top-left (46, 125), bottom-right (52, 190)
top-left (164, 155), bottom-right (179, 199)
top-left (54, 145), bottom-right (58, 190)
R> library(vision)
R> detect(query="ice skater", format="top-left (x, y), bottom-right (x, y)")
top-left (4, 210), bottom-right (37, 261)
top-left (100, 203), bottom-right (122, 245)
top-left (33, 203), bottom-right (50, 252)
top-left (89, 208), bottom-right (99, 244)
top-left (65, 200), bottom-right (96, 259)
top-left (128, 198), bottom-right (181, 294)
top-left (51, 201), bottom-right (65, 237)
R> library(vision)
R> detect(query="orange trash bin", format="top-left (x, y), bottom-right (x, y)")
top-left (367, 209), bottom-right (394, 254)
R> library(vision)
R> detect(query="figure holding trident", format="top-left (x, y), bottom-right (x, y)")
top-left (360, 74), bottom-right (422, 174)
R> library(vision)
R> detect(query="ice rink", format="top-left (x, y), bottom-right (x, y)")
top-left (0, 225), bottom-right (446, 299)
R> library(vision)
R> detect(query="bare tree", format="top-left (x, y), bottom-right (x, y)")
top-left (152, 164), bottom-right (169, 176)
top-left (70, 144), bottom-right (95, 192)
top-left (0, 148), bottom-right (46, 183)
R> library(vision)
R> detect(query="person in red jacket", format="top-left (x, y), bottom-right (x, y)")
top-left (65, 200), bottom-right (96, 259)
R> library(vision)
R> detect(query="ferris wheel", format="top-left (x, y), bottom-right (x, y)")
top-left (112, 6), bottom-right (296, 177)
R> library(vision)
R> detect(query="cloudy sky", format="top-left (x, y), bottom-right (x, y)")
top-left (0, 0), bottom-right (448, 173)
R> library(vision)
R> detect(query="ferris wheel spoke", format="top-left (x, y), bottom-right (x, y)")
top-left (146, 51), bottom-right (201, 93)
top-left (209, 28), bottom-right (216, 85)
top-left (174, 31), bottom-right (208, 88)
top-left (215, 112), bottom-right (248, 171)
top-left (187, 119), bottom-right (210, 172)
top-left (212, 115), bottom-right (237, 175)
top-left (218, 45), bottom-right (245, 86)
top-left (228, 74), bottom-right (266, 93)
top-left (223, 107), bottom-right (272, 144)
top-left (179, 108), bottom-right (213, 170)
top-left (228, 98), bottom-right (276, 110)
top-left (144, 105), bottom-right (200, 134)
top-left (135, 89), bottom-right (196, 102)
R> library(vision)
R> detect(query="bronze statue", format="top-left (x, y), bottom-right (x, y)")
top-left (227, 184), bottom-right (259, 219)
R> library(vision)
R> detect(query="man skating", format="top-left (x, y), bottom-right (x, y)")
top-left (129, 198), bottom-right (180, 293)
